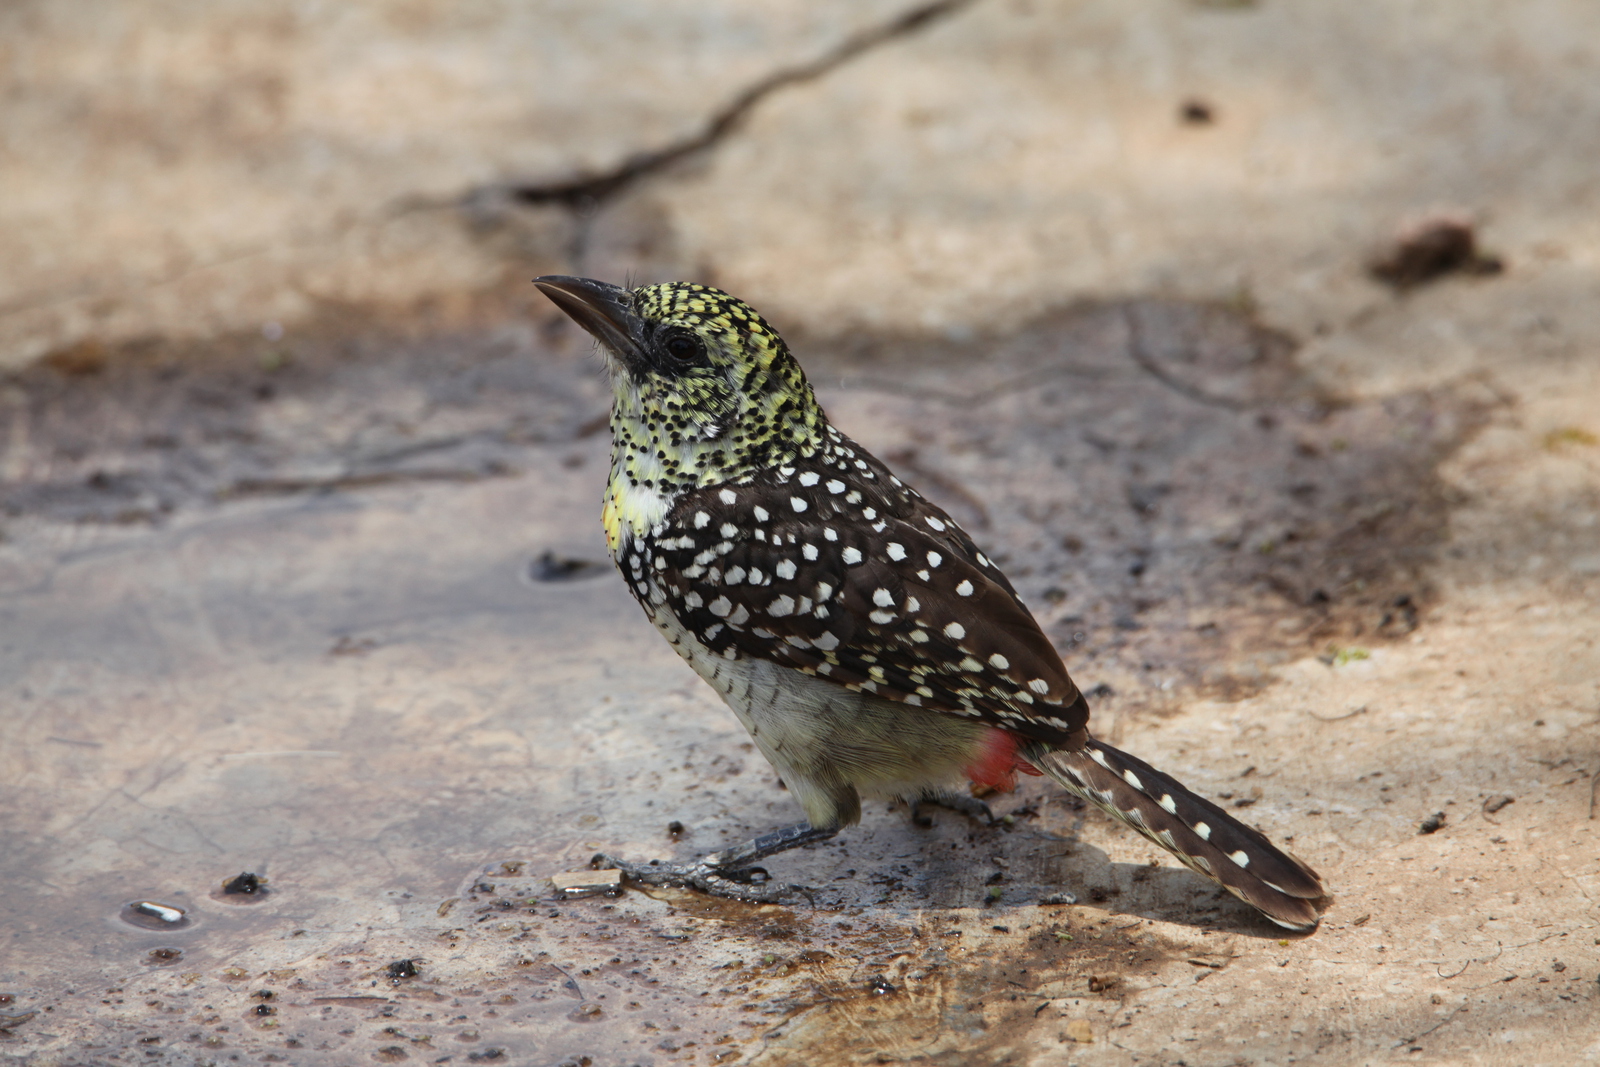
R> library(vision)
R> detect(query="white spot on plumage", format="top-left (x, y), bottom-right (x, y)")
top-left (802, 543), bottom-right (819, 561)
top-left (925, 516), bottom-right (946, 531)
top-left (904, 693), bottom-right (922, 706)
top-left (911, 629), bottom-right (930, 643)
top-left (926, 551), bottom-right (942, 568)
top-left (1229, 850), bottom-right (1250, 868)
top-left (905, 596), bottom-right (920, 612)
top-left (824, 528), bottom-right (838, 541)
top-left (916, 569), bottom-right (930, 581)
top-left (767, 595), bottom-right (796, 617)
top-left (727, 604), bottom-right (750, 625)
top-left (785, 634), bottom-right (811, 648)
top-left (799, 471), bottom-right (820, 486)
top-left (887, 542), bottom-right (906, 561)
top-left (816, 581), bottom-right (834, 599)
top-left (842, 547), bottom-right (863, 565)
top-left (775, 559), bottom-right (797, 580)
top-left (1195, 822), bottom-right (1212, 841)
top-left (1028, 678), bottom-right (1049, 694)
top-left (988, 653), bottom-right (1010, 669)
top-left (943, 622), bottom-right (966, 639)
top-left (956, 579), bottom-right (975, 596)
top-left (869, 609), bottom-right (895, 624)
top-left (814, 631), bottom-right (840, 650)
top-left (862, 507), bottom-right (877, 520)
top-left (872, 588), bottom-right (894, 607)
top-left (693, 511), bottom-right (710, 529)
top-left (719, 489), bottom-right (737, 504)
top-left (720, 523), bottom-right (738, 538)
top-left (959, 657), bottom-right (983, 672)
top-left (1159, 794), bottom-right (1177, 814)
top-left (1122, 769), bottom-right (1143, 790)
top-left (708, 596), bottom-right (732, 617)
top-left (1089, 748), bottom-right (1112, 770)
top-left (753, 505), bottom-right (770, 522)
top-left (748, 568), bottom-right (764, 584)
top-left (683, 592), bottom-right (703, 608)
top-left (791, 497), bottom-right (808, 512)
top-left (725, 565), bottom-right (747, 585)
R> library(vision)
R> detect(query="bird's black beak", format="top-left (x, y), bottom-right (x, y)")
top-left (533, 275), bottom-right (648, 369)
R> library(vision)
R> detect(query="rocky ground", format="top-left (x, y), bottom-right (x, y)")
top-left (2, 2), bottom-right (1597, 1065)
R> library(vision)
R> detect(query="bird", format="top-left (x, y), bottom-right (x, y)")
top-left (534, 275), bottom-right (1329, 930)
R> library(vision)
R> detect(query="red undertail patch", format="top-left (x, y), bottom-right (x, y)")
top-left (964, 728), bottom-right (1041, 793)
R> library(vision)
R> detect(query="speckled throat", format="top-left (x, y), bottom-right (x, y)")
top-left (600, 281), bottom-right (831, 547)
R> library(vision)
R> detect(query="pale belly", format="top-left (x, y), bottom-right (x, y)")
top-left (629, 571), bottom-right (992, 829)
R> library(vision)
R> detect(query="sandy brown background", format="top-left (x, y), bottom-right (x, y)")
top-left (2, 2), bottom-right (1597, 1064)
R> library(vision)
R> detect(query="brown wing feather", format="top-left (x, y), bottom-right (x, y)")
top-left (636, 435), bottom-right (1088, 746)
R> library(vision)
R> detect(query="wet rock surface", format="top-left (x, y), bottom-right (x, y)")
top-left (3, 2), bottom-right (1599, 1065)
top-left (3, 293), bottom-right (1595, 1065)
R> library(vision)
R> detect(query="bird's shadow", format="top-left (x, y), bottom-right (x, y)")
top-left (785, 809), bottom-right (1324, 940)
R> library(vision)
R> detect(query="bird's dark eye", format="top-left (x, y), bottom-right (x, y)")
top-left (662, 332), bottom-right (703, 365)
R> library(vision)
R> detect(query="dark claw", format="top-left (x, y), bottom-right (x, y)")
top-left (911, 794), bottom-right (996, 827)
top-left (588, 852), bottom-right (801, 904)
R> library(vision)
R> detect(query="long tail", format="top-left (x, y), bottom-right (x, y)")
top-left (1029, 738), bottom-right (1328, 931)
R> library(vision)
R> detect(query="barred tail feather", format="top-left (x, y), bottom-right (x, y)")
top-left (1030, 739), bottom-right (1328, 931)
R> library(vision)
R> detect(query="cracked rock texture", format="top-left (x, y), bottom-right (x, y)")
top-left (2, 2), bottom-right (1598, 1065)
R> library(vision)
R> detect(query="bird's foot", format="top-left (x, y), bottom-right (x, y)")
top-left (590, 853), bottom-right (807, 903)
top-left (910, 793), bottom-right (996, 827)
top-left (589, 823), bottom-right (837, 903)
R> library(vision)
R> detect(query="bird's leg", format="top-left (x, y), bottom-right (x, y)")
top-left (703, 823), bottom-right (839, 869)
top-left (592, 823), bottom-right (837, 903)
top-left (909, 790), bottom-right (996, 828)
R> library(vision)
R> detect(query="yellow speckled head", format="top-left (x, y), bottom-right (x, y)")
top-left (535, 276), bottom-right (829, 501)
